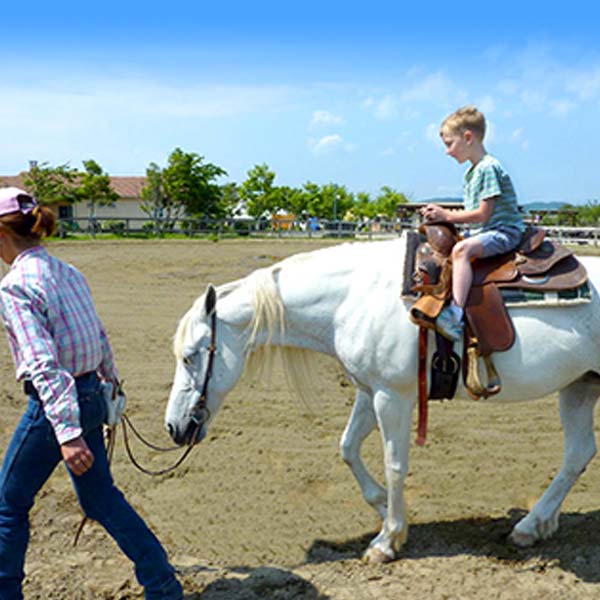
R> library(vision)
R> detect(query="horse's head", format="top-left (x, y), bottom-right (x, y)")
top-left (166, 283), bottom-right (242, 446)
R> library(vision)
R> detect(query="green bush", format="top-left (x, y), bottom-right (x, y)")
top-left (103, 220), bottom-right (127, 234)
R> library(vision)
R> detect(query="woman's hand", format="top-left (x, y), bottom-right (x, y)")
top-left (61, 437), bottom-right (95, 476)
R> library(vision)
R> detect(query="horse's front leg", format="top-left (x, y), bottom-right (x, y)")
top-left (363, 388), bottom-right (414, 564)
top-left (340, 388), bottom-right (387, 519)
top-left (510, 377), bottom-right (599, 547)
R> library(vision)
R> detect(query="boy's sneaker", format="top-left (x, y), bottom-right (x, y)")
top-left (435, 307), bottom-right (463, 342)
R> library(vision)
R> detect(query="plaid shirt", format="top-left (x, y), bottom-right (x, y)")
top-left (0, 246), bottom-right (118, 444)
top-left (463, 154), bottom-right (525, 233)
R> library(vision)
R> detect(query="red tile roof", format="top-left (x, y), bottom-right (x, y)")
top-left (0, 173), bottom-right (146, 199)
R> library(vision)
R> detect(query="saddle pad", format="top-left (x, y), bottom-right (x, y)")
top-left (500, 281), bottom-right (592, 307)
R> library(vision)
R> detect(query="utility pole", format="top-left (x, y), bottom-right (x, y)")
top-left (333, 184), bottom-right (338, 221)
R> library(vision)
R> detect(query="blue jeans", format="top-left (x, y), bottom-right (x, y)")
top-left (0, 373), bottom-right (182, 600)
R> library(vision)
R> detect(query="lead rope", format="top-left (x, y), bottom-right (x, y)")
top-left (120, 414), bottom-right (198, 476)
top-left (73, 414), bottom-right (201, 545)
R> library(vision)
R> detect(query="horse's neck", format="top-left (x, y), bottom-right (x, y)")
top-left (219, 239), bottom-right (408, 356)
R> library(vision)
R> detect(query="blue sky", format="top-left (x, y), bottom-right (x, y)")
top-left (2, 1), bottom-right (600, 204)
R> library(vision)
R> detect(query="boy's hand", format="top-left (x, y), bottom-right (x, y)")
top-left (421, 203), bottom-right (449, 222)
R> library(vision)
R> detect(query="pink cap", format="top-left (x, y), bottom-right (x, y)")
top-left (0, 187), bottom-right (37, 217)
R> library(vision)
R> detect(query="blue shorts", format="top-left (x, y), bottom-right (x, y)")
top-left (473, 226), bottom-right (523, 258)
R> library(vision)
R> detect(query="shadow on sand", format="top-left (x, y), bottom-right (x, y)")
top-left (180, 565), bottom-right (330, 600)
top-left (305, 508), bottom-right (600, 583)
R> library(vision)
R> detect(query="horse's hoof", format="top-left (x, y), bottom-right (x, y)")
top-left (509, 529), bottom-right (536, 548)
top-left (362, 546), bottom-right (394, 564)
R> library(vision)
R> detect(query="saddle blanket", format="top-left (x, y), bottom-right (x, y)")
top-left (500, 281), bottom-right (591, 307)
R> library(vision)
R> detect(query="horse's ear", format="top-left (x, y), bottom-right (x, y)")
top-left (205, 284), bottom-right (217, 316)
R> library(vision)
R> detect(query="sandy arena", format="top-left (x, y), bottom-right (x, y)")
top-left (1, 238), bottom-right (600, 599)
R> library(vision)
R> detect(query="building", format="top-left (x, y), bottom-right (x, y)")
top-left (0, 173), bottom-right (147, 221)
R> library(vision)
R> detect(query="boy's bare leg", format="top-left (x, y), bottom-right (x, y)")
top-left (451, 237), bottom-right (485, 308)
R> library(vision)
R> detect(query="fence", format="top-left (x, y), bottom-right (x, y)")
top-left (55, 216), bottom-right (600, 246)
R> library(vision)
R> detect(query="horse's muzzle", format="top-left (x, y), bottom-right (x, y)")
top-left (168, 420), bottom-right (207, 446)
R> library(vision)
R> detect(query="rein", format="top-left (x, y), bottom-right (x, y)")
top-left (120, 308), bottom-right (218, 477)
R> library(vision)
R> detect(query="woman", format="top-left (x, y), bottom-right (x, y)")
top-left (0, 187), bottom-right (183, 600)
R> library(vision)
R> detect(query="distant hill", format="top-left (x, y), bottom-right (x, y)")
top-left (417, 197), bottom-right (462, 204)
top-left (520, 201), bottom-right (571, 212)
top-left (418, 197), bottom-right (573, 213)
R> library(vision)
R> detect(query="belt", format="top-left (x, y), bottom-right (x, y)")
top-left (23, 372), bottom-right (96, 396)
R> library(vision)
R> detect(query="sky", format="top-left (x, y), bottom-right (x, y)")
top-left (2, 1), bottom-right (600, 205)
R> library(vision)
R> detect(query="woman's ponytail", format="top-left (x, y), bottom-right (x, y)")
top-left (0, 205), bottom-right (56, 240)
top-left (30, 206), bottom-right (57, 239)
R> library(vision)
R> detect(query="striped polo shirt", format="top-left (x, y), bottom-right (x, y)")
top-left (463, 154), bottom-right (525, 233)
top-left (0, 246), bottom-right (118, 444)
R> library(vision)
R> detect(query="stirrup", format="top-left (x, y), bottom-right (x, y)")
top-left (466, 340), bottom-right (502, 399)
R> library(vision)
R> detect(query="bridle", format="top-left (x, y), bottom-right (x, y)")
top-left (119, 308), bottom-right (218, 477)
top-left (187, 308), bottom-right (217, 432)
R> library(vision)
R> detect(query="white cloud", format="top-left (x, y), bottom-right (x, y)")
top-left (425, 122), bottom-right (442, 145)
top-left (310, 134), bottom-right (344, 155)
top-left (374, 94), bottom-right (397, 119)
top-left (400, 72), bottom-right (464, 106)
top-left (381, 147), bottom-right (396, 156)
top-left (0, 78), bottom-right (300, 127)
top-left (566, 68), bottom-right (600, 101)
top-left (310, 109), bottom-right (344, 127)
top-left (478, 95), bottom-right (496, 114)
top-left (549, 99), bottom-right (577, 116)
top-left (363, 94), bottom-right (397, 119)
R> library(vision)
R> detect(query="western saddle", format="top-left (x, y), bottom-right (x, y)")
top-left (405, 222), bottom-right (588, 444)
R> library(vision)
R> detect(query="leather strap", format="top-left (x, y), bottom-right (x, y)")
top-left (416, 326), bottom-right (428, 446)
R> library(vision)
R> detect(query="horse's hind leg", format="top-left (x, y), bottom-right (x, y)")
top-left (340, 388), bottom-right (387, 519)
top-left (510, 377), bottom-right (599, 547)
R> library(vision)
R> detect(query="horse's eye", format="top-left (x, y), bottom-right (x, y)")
top-left (183, 354), bottom-right (194, 366)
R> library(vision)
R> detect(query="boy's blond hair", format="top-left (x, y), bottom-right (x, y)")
top-left (441, 105), bottom-right (486, 140)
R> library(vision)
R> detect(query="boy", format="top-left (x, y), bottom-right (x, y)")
top-left (422, 106), bottom-right (525, 341)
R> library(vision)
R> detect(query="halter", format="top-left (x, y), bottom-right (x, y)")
top-left (188, 308), bottom-right (217, 434)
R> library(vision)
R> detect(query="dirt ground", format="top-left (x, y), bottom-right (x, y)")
top-left (1, 238), bottom-right (600, 600)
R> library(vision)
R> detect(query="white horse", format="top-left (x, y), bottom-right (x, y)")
top-left (165, 235), bottom-right (600, 563)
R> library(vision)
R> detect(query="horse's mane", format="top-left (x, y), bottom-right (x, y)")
top-left (173, 258), bottom-right (324, 406)
top-left (244, 261), bottom-right (321, 408)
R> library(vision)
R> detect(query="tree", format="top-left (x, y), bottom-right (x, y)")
top-left (140, 162), bottom-right (180, 235)
top-left (220, 182), bottom-right (241, 217)
top-left (299, 182), bottom-right (353, 221)
top-left (351, 192), bottom-right (376, 219)
top-left (162, 148), bottom-right (227, 218)
top-left (373, 186), bottom-right (409, 219)
top-left (239, 163), bottom-right (278, 217)
top-left (577, 200), bottom-right (600, 226)
top-left (22, 162), bottom-right (78, 205)
top-left (75, 160), bottom-right (119, 227)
